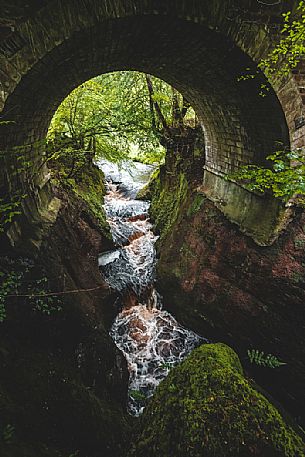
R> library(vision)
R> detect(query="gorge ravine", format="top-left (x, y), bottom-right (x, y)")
top-left (98, 160), bottom-right (204, 415)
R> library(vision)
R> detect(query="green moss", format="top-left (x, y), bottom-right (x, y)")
top-left (291, 271), bottom-right (304, 284)
top-left (150, 171), bottom-right (188, 242)
top-left (179, 243), bottom-right (197, 261)
top-left (137, 168), bottom-right (160, 200)
top-left (294, 238), bottom-right (305, 250)
top-left (73, 165), bottom-right (110, 235)
top-left (187, 193), bottom-right (205, 217)
top-left (129, 343), bottom-right (305, 457)
top-left (55, 163), bottom-right (111, 239)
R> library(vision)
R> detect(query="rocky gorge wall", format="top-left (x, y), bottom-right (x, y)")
top-left (1, 153), bottom-right (305, 457)
top-left (1, 2), bottom-right (305, 454)
top-left (0, 164), bottom-right (132, 457)
top-left (149, 148), bottom-right (305, 428)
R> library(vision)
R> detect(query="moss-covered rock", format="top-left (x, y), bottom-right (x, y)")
top-left (151, 144), bottom-right (305, 424)
top-left (149, 168), bottom-right (189, 243)
top-left (51, 157), bottom-right (111, 239)
top-left (129, 343), bottom-right (305, 457)
top-left (67, 163), bottom-right (110, 238)
top-left (147, 138), bottom-right (205, 244)
top-left (136, 167), bottom-right (160, 201)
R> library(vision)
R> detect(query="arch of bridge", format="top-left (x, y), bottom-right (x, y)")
top-left (0, 0), bottom-right (303, 247)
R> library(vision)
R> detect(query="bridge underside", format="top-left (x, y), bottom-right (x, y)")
top-left (0, 0), bottom-right (302, 247)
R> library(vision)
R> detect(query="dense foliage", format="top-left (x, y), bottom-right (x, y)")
top-left (0, 258), bottom-right (62, 322)
top-left (0, 193), bottom-right (26, 233)
top-left (47, 71), bottom-right (197, 171)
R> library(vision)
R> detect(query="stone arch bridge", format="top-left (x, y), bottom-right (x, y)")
top-left (0, 0), bottom-right (304, 248)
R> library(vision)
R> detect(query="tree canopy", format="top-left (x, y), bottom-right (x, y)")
top-left (47, 71), bottom-right (198, 172)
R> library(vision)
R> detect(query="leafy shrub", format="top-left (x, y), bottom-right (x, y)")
top-left (0, 266), bottom-right (26, 322)
top-left (230, 149), bottom-right (305, 204)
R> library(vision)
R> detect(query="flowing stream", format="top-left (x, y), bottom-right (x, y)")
top-left (98, 160), bottom-right (205, 416)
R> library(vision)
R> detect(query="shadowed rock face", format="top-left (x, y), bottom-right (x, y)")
top-left (0, 165), bottom-right (132, 457)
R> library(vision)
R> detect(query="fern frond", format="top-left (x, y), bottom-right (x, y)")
top-left (247, 349), bottom-right (286, 368)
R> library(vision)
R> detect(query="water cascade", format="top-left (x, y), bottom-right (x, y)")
top-left (98, 160), bottom-right (205, 415)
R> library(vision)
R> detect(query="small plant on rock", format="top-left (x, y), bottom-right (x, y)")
top-left (247, 349), bottom-right (286, 368)
top-left (27, 276), bottom-right (62, 315)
